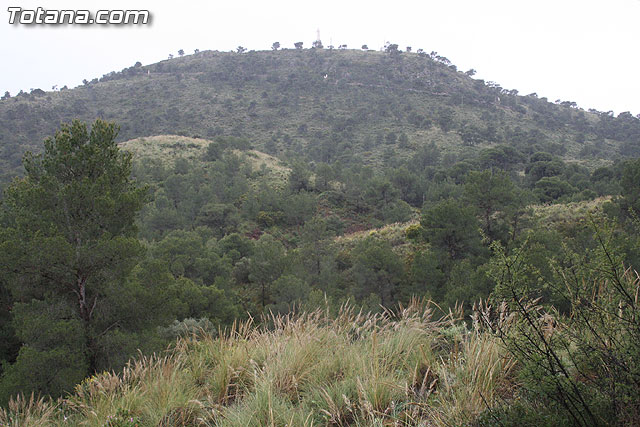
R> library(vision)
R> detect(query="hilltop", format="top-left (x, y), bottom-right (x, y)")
top-left (2, 48), bottom-right (639, 185)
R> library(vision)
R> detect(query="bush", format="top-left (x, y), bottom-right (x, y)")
top-left (484, 218), bottom-right (640, 425)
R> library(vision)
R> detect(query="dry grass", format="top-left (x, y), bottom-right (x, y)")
top-left (120, 135), bottom-right (210, 165)
top-left (527, 196), bottom-right (611, 232)
top-left (335, 218), bottom-right (420, 255)
top-left (0, 394), bottom-right (59, 426)
top-left (232, 149), bottom-right (291, 190)
top-left (2, 301), bottom-right (516, 426)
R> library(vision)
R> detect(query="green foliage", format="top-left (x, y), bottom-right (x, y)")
top-left (268, 274), bottom-right (311, 313)
top-left (486, 218), bottom-right (640, 425)
top-left (287, 160), bottom-right (311, 193)
top-left (534, 176), bottom-right (577, 202)
top-left (1, 48), bottom-right (634, 189)
top-left (104, 408), bottom-right (142, 427)
top-left (479, 145), bottom-right (525, 171)
top-left (618, 158), bottom-right (640, 217)
top-left (349, 236), bottom-right (404, 306)
top-left (0, 48), bottom-right (638, 418)
top-left (525, 153), bottom-right (565, 184)
top-left (248, 234), bottom-right (287, 308)
top-left (442, 260), bottom-right (493, 308)
top-left (463, 169), bottom-right (516, 239)
top-left (421, 198), bottom-right (483, 261)
top-left (407, 249), bottom-right (445, 300)
top-left (158, 318), bottom-right (218, 340)
top-left (475, 400), bottom-right (572, 426)
top-left (0, 301), bottom-right (88, 400)
top-left (0, 120), bottom-right (147, 401)
top-left (436, 107), bottom-right (456, 132)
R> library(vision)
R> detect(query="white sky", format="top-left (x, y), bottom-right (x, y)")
top-left (1, 0), bottom-right (639, 115)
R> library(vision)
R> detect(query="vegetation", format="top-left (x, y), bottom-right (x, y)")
top-left (1, 46), bottom-right (640, 424)
top-left (1, 301), bottom-right (516, 426)
top-left (1, 48), bottom-right (639, 185)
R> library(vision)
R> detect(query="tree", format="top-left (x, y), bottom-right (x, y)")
top-left (361, 44), bottom-right (368, 50)
top-left (618, 158), bottom-right (640, 217)
top-left (534, 176), bottom-right (576, 202)
top-left (312, 40), bottom-right (323, 49)
top-left (421, 199), bottom-right (483, 261)
top-left (409, 142), bottom-right (440, 172)
top-left (464, 170), bottom-right (516, 239)
top-left (297, 217), bottom-right (338, 290)
top-left (385, 43), bottom-right (399, 54)
top-left (459, 124), bottom-right (484, 146)
top-left (287, 161), bottom-right (311, 193)
top-left (2, 91), bottom-right (10, 100)
top-left (525, 153), bottom-right (564, 184)
top-left (479, 146), bottom-right (524, 171)
top-left (314, 163), bottom-right (333, 192)
top-left (406, 249), bottom-right (445, 300)
top-left (248, 234), bottom-right (286, 308)
top-left (350, 237), bottom-right (404, 307)
top-left (294, 41), bottom-right (303, 49)
top-left (268, 275), bottom-right (310, 313)
top-left (0, 120), bottom-right (147, 400)
top-left (178, 49), bottom-right (184, 57)
top-left (271, 41), bottom-right (280, 51)
top-left (436, 107), bottom-right (455, 132)
top-left (236, 46), bottom-right (246, 54)
top-left (487, 222), bottom-right (640, 424)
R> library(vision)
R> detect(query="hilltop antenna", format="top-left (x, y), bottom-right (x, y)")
top-left (316, 28), bottom-right (321, 43)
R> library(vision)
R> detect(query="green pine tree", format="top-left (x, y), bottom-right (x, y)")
top-left (0, 120), bottom-right (147, 401)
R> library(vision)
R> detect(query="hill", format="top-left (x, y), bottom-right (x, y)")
top-left (2, 48), bottom-right (639, 184)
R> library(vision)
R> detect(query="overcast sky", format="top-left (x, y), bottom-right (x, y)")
top-left (1, 0), bottom-right (639, 115)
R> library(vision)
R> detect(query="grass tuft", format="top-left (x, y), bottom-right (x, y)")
top-left (2, 301), bottom-right (516, 426)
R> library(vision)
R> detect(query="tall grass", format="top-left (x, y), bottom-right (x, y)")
top-left (1, 300), bottom-right (515, 426)
top-left (0, 394), bottom-right (59, 426)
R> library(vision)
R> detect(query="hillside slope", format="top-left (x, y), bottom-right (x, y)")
top-left (2, 48), bottom-right (639, 184)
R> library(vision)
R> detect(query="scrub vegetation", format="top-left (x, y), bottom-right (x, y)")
top-left (1, 46), bottom-right (640, 425)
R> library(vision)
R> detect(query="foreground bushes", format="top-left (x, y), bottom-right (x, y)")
top-left (480, 219), bottom-right (640, 426)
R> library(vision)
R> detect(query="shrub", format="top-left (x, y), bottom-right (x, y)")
top-left (484, 218), bottom-right (640, 425)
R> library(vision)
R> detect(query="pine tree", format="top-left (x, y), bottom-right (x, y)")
top-left (0, 120), bottom-right (147, 400)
